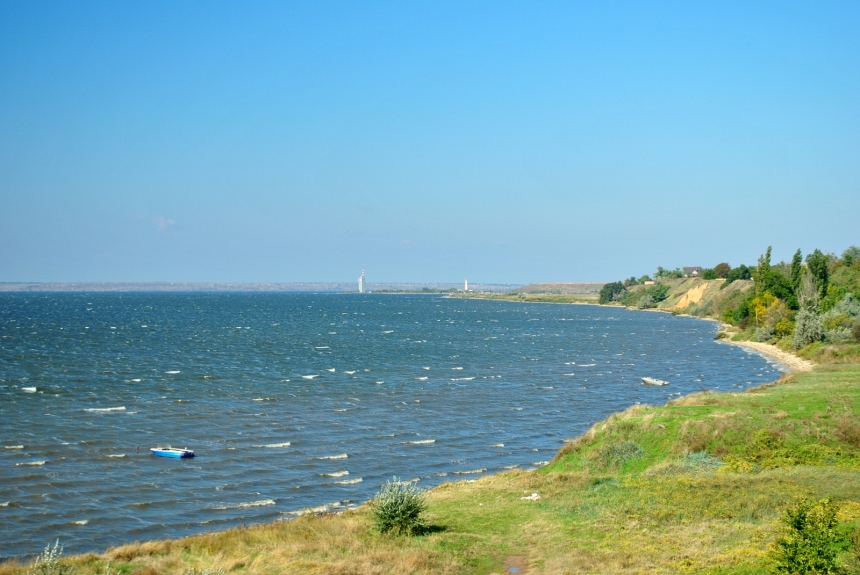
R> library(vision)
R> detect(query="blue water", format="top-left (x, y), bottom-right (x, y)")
top-left (0, 293), bottom-right (783, 557)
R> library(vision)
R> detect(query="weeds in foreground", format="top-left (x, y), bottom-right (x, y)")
top-left (370, 477), bottom-right (427, 535)
top-left (26, 541), bottom-right (70, 575)
top-left (771, 498), bottom-right (840, 574)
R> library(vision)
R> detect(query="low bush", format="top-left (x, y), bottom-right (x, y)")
top-left (771, 498), bottom-right (840, 574)
top-left (370, 477), bottom-right (427, 535)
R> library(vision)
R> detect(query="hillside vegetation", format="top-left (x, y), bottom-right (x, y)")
top-left (599, 246), bottom-right (860, 364)
top-left (6, 365), bottom-right (860, 575)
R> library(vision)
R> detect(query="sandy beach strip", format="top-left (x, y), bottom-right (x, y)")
top-left (721, 339), bottom-right (813, 372)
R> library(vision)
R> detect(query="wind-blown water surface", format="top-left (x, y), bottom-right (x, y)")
top-left (0, 293), bottom-right (783, 556)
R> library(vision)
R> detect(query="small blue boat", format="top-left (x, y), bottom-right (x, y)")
top-left (150, 445), bottom-right (194, 458)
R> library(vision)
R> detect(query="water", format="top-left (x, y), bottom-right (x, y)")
top-left (0, 293), bottom-right (783, 557)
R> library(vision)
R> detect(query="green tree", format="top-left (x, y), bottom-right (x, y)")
top-left (713, 262), bottom-right (731, 278)
top-left (599, 282), bottom-right (625, 304)
top-left (790, 249), bottom-right (803, 294)
top-left (843, 246), bottom-right (860, 267)
top-left (806, 249), bottom-right (830, 299)
top-left (755, 246), bottom-right (772, 296)
top-left (702, 268), bottom-right (717, 280)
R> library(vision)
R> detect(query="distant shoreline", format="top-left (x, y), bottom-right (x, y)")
top-left (0, 282), bottom-right (520, 294)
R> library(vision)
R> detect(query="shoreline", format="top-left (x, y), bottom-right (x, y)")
top-left (719, 339), bottom-right (813, 372)
top-left (454, 293), bottom-right (814, 374)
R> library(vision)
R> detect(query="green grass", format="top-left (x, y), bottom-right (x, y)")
top-left (6, 366), bottom-right (860, 575)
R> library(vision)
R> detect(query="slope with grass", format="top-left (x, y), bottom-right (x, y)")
top-left (5, 365), bottom-right (860, 575)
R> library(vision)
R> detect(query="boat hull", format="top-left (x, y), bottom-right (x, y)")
top-left (642, 377), bottom-right (669, 386)
top-left (150, 448), bottom-right (194, 458)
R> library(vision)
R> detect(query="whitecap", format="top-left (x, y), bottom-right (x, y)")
top-left (344, 371), bottom-right (356, 375)
top-left (165, 370), bottom-right (181, 374)
top-left (491, 443), bottom-right (505, 448)
top-left (106, 454), bottom-right (126, 458)
top-left (3, 445), bottom-right (23, 449)
top-left (315, 346), bottom-right (330, 349)
top-left (129, 379), bottom-right (142, 382)
top-left (579, 364), bottom-right (596, 367)
top-left (22, 387), bottom-right (37, 393)
top-left (254, 442), bottom-right (291, 448)
top-left (422, 367), bottom-right (430, 370)
top-left (405, 439), bottom-right (435, 445)
top-left (315, 453), bottom-right (348, 460)
top-left (451, 377), bottom-right (474, 381)
top-left (451, 468), bottom-right (486, 475)
top-left (321, 470), bottom-right (349, 477)
top-left (533, 460), bottom-right (550, 466)
top-left (333, 409), bottom-right (347, 412)
top-left (452, 367), bottom-right (463, 370)
top-left (253, 398), bottom-right (274, 402)
top-left (335, 477), bottom-right (362, 485)
top-left (0, 501), bottom-right (10, 507)
top-left (415, 377), bottom-right (428, 381)
top-left (17, 460), bottom-right (46, 466)
top-left (213, 499), bottom-right (275, 510)
top-left (301, 375), bottom-right (319, 380)
top-left (72, 519), bottom-right (88, 525)
top-left (374, 381), bottom-right (384, 384)
top-left (326, 368), bottom-right (336, 372)
top-left (382, 330), bottom-right (394, 334)
top-left (564, 362), bottom-right (576, 365)
top-left (563, 373), bottom-right (576, 376)
top-left (541, 386), bottom-right (554, 390)
top-left (510, 407), bottom-right (523, 410)
top-left (84, 406), bottom-right (126, 412)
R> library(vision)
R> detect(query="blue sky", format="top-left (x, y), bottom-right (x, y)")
top-left (1, 2), bottom-right (858, 284)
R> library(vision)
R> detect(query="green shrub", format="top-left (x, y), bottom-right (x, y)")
top-left (27, 540), bottom-right (71, 575)
top-left (771, 498), bottom-right (840, 574)
top-left (370, 477), bottom-right (427, 535)
top-left (793, 309), bottom-right (825, 349)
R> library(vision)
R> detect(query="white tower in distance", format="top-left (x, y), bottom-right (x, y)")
top-left (358, 268), bottom-right (366, 293)
top-left (464, 279), bottom-right (468, 292)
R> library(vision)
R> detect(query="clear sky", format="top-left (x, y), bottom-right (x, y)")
top-left (1, 2), bottom-right (858, 284)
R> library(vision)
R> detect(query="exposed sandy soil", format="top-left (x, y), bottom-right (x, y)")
top-left (672, 282), bottom-right (709, 310)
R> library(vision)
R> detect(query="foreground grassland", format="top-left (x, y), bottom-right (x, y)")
top-left (6, 366), bottom-right (860, 575)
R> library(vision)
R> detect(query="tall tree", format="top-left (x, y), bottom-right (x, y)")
top-left (790, 249), bottom-right (803, 295)
top-left (806, 249), bottom-right (829, 299)
top-left (756, 246), bottom-right (772, 296)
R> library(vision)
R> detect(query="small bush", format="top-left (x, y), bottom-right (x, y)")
top-left (370, 477), bottom-right (427, 535)
top-left (599, 440), bottom-right (645, 468)
top-left (793, 309), bottom-right (825, 349)
top-left (771, 498), bottom-right (840, 574)
top-left (755, 326), bottom-right (776, 342)
top-left (27, 540), bottom-right (71, 575)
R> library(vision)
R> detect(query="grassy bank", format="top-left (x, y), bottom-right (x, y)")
top-left (6, 365), bottom-right (860, 575)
